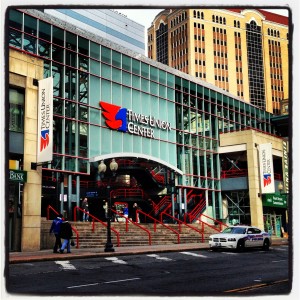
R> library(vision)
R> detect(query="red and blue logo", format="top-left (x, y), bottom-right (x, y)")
top-left (263, 174), bottom-right (272, 187)
top-left (40, 129), bottom-right (50, 151)
top-left (100, 101), bottom-right (127, 132)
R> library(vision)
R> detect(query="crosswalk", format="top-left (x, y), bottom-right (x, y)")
top-left (53, 246), bottom-right (288, 271)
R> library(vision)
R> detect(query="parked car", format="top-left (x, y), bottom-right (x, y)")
top-left (209, 225), bottom-right (272, 251)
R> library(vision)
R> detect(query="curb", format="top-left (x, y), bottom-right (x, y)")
top-left (9, 239), bottom-right (288, 264)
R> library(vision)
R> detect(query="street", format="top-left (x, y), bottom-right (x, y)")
top-left (6, 245), bottom-right (290, 296)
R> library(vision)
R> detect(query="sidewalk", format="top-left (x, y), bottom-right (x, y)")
top-left (9, 237), bottom-right (289, 264)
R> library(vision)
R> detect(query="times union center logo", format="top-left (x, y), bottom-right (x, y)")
top-left (99, 101), bottom-right (127, 132)
top-left (99, 101), bottom-right (171, 139)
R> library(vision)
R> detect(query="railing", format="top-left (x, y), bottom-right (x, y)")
top-left (152, 195), bottom-right (171, 215)
top-left (111, 188), bottom-right (144, 199)
top-left (71, 226), bottom-right (80, 249)
top-left (73, 206), bottom-right (120, 247)
top-left (184, 198), bottom-right (206, 223)
top-left (160, 212), bottom-right (204, 243)
top-left (111, 209), bottom-right (152, 245)
top-left (137, 210), bottom-right (180, 244)
top-left (221, 169), bottom-right (282, 181)
top-left (196, 213), bottom-right (228, 233)
top-left (46, 205), bottom-right (80, 249)
top-left (47, 205), bottom-right (60, 220)
top-left (221, 168), bottom-right (248, 178)
top-left (150, 170), bottom-right (165, 184)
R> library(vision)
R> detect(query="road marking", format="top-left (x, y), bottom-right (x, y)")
top-left (275, 247), bottom-right (288, 251)
top-left (180, 252), bottom-right (208, 258)
top-left (105, 257), bottom-right (127, 264)
top-left (147, 254), bottom-right (173, 261)
top-left (55, 261), bottom-right (76, 270)
top-left (272, 259), bottom-right (287, 263)
top-left (104, 278), bottom-right (141, 284)
top-left (68, 278), bottom-right (140, 289)
top-left (224, 279), bottom-right (289, 293)
top-left (68, 282), bottom-right (100, 289)
top-left (221, 252), bottom-right (238, 255)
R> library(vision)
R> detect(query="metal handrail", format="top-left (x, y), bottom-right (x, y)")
top-left (197, 213), bottom-right (228, 232)
top-left (47, 205), bottom-right (60, 220)
top-left (184, 198), bottom-right (206, 223)
top-left (73, 206), bottom-right (120, 247)
top-left (71, 226), bottom-right (79, 249)
top-left (111, 208), bottom-right (152, 245)
top-left (137, 210), bottom-right (180, 244)
top-left (160, 212), bottom-right (204, 243)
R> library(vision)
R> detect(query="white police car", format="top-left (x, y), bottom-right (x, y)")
top-left (209, 225), bottom-right (272, 251)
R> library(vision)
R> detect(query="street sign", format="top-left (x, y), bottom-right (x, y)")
top-left (263, 193), bottom-right (287, 208)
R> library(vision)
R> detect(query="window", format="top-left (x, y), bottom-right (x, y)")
top-left (9, 87), bottom-right (24, 132)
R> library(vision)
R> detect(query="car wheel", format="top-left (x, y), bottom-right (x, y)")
top-left (236, 239), bottom-right (245, 252)
top-left (262, 239), bottom-right (270, 251)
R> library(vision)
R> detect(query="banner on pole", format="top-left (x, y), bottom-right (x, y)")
top-left (37, 77), bottom-right (53, 163)
top-left (258, 143), bottom-right (275, 194)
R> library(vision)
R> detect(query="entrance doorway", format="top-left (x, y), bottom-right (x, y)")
top-left (264, 214), bottom-right (282, 237)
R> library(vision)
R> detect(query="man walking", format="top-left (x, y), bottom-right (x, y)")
top-left (49, 213), bottom-right (63, 253)
top-left (82, 198), bottom-right (89, 221)
top-left (59, 217), bottom-right (73, 254)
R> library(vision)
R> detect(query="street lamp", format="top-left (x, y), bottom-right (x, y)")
top-left (278, 182), bottom-right (284, 194)
top-left (98, 159), bottom-right (118, 252)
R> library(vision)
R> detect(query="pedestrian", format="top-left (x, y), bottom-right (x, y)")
top-left (49, 213), bottom-right (63, 253)
top-left (82, 197), bottom-right (89, 221)
top-left (132, 202), bottom-right (141, 223)
top-left (123, 205), bottom-right (129, 218)
top-left (59, 217), bottom-right (73, 254)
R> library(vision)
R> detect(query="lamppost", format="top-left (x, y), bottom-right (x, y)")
top-left (278, 181), bottom-right (289, 237)
top-left (98, 159), bottom-right (118, 252)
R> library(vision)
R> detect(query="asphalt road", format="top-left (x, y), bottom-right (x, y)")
top-left (6, 245), bottom-right (291, 297)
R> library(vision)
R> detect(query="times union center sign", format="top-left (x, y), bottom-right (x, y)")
top-left (100, 101), bottom-right (171, 138)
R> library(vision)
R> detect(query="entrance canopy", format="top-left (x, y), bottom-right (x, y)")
top-left (89, 152), bottom-right (183, 175)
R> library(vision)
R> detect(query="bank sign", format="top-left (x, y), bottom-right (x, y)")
top-left (100, 101), bottom-right (171, 138)
top-left (9, 170), bottom-right (27, 183)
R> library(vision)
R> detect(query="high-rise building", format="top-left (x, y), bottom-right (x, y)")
top-left (148, 8), bottom-right (289, 114)
top-left (43, 8), bottom-right (145, 54)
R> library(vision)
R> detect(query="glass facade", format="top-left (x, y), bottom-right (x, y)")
top-left (8, 8), bottom-right (276, 220)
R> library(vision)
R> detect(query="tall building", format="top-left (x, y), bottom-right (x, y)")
top-left (148, 8), bottom-right (289, 114)
top-left (43, 8), bottom-right (145, 54)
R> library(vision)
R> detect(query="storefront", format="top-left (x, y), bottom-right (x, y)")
top-left (263, 193), bottom-right (288, 237)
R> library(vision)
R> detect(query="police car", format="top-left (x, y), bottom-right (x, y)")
top-left (209, 225), bottom-right (272, 251)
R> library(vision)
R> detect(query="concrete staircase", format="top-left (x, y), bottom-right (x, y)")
top-left (41, 219), bottom-right (221, 249)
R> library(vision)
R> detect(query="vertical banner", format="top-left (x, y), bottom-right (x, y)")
top-left (258, 143), bottom-right (275, 194)
top-left (282, 140), bottom-right (289, 194)
top-left (37, 77), bottom-right (53, 163)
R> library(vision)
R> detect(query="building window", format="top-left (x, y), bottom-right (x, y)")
top-left (9, 87), bottom-right (25, 133)
top-left (246, 20), bottom-right (265, 110)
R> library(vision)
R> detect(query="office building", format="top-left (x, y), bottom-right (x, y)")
top-left (44, 8), bottom-right (145, 54)
top-left (148, 8), bottom-right (289, 114)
